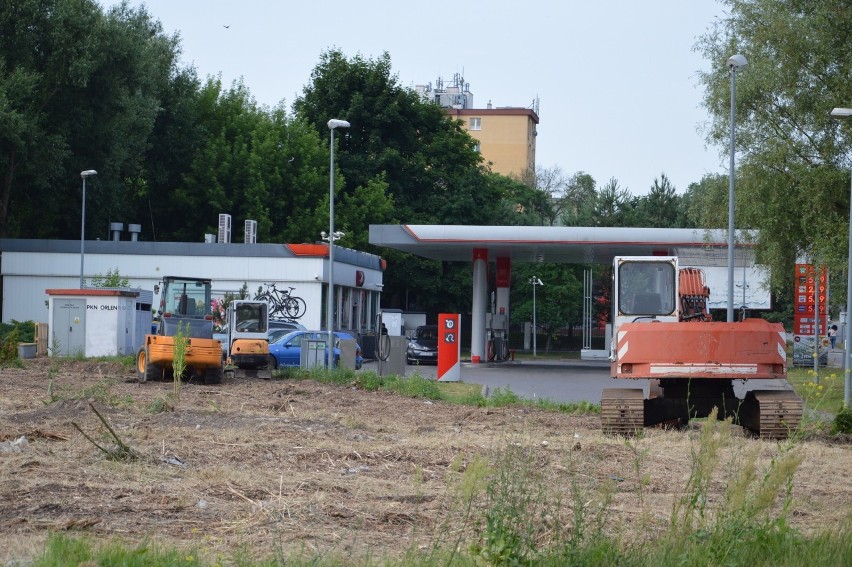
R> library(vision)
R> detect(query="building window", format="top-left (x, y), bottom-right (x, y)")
top-left (473, 143), bottom-right (481, 153)
top-left (469, 117), bottom-right (481, 130)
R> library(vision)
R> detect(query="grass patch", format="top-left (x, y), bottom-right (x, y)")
top-left (33, 533), bottom-right (205, 567)
top-left (787, 367), bottom-right (846, 412)
top-left (47, 376), bottom-right (133, 408)
top-left (272, 365), bottom-right (600, 416)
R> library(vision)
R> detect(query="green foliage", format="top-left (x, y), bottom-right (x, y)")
top-left (34, 533), bottom-right (204, 567)
top-left (0, 0), bottom-right (180, 239)
top-left (695, 0), bottom-right (852, 296)
top-left (0, 319), bottom-right (35, 343)
top-left (90, 268), bottom-right (130, 288)
top-left (0, 320), bottom-right (36, 363)
top-left (171, 321), bottom-right (188, 401)
top-left (834, 406), bottom-right (852, 434)
top-left (471, 445), bottom-right (549, 565)
top-left (509, 263), bottom-right (585, 352)
top-left (147, 396), bottom-right (173, 414)
top-left (486, 387), bottom-right (521, 407)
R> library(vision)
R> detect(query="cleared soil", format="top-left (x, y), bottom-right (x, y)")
top-left (1, 358), bottom-right (851, 565)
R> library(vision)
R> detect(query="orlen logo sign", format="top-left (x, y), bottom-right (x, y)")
top-left (355, 270), bottom-right (365, 287)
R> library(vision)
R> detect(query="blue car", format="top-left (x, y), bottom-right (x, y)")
top-left (268, 331), bottom-right (363, 370)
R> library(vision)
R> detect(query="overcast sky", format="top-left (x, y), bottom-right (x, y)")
top-left (103, 0), bottom-right (731, 196)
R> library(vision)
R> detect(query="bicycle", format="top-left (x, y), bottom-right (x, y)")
top-left (255, 283), bottom-right (307, 320)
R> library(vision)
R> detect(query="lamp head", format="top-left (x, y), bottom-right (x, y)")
top-left (327, 119), bottom-right (351, 130)
top-left (831, 108), bottom-right (852, 119)
top-left (726, 54), bottom-right (748, 69)
top-left (80, 170), bottom-right (97, 178)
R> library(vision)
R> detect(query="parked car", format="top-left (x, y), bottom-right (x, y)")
top-left (269, 319), bottom-right (307, 332)
top-left (407, 324), bottom-right (439, 364)
top-left (215, 321), bottom-right (307, 356)
top-left (268, 330), bottom-right (363, 370)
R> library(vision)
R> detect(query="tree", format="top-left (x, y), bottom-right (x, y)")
top-left (90, 267), bottom-right (129, 288)
top-left (154, 78), bottom-right (333, 244)
top-left (590, 178), bottom-right (635, 227)
top-left (0, 0), bottom-right (180, 238)
top-left (516, 165), bottom-right (571, 225)
top-left (695, 0), bottom-right (852, 293)
top-left (634, 173), bottom-right (682, 227)
top-left (294, 50), bottom-right (500, 226)
top-left (294, 50), bottom-right (507, 310)
top-left (560, 172), bottom-right (598, 226)
top-left (510, 263), bottom-right (584, 353)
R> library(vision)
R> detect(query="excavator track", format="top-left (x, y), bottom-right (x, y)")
top-left (601, 388), bottom-right (644, 435)
top-left (741, 390), bottom-right (804, 440)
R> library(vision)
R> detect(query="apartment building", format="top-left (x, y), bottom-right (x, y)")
top-left (415, 74), bottom-right (539, 177)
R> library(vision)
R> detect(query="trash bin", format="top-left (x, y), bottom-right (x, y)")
top-left (18, 343), bottom-right (36, 359)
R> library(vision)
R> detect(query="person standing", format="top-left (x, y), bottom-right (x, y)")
top-left (828, 324), bottom-right (838, 349)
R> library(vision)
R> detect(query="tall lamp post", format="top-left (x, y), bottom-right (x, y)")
top-left (830, 106), bottom-right (852, 408)
top-left (530, 276), bottom-right (543, 356)
top-left (726, 54), bottom-right (747, 322)
top-left (326, 119), bottom-right (350, 364)
top-left (79, 170), bottom-right (97, 288)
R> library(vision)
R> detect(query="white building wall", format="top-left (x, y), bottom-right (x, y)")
top-left (2, 249), bottom-right (383, 334)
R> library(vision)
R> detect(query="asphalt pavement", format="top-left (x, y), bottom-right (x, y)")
top-left (359, 358), bottom-right (793, 404)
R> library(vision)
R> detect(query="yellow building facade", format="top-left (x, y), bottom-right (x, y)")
top-left (446, 108), bottom-right (539, 177)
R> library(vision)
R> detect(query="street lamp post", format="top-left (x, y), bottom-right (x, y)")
top-left (326, 119), bottom-right (350, 365)
top-left (79, 170), bottom-right (97, 288)
top-left (530, 276), bottom-right (543, 356)
top-left (727, 54), bottom-right (747, 323)
top-left (830, 106), bottom-right (852, 408)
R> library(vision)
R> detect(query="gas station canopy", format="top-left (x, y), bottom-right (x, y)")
top-left (368, 225), bottom-right (749, 266)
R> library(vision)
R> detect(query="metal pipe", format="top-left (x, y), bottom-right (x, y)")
top-left (79, 170), bottom-right (97, 288)
top-left (726, 54), bottom-right (747, 322)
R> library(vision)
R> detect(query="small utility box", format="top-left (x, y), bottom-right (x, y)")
top-left (338, 339), bottom-right (357, 370)
top-left (45, 288), bottom-right (153, 357)
top-left (300, 338), bottom-right (327, 368)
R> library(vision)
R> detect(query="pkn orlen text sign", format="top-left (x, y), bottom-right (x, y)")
top-left (437, 313), bottom-right (460, 382)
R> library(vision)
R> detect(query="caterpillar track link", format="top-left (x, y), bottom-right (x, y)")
top-left (601, 388), bottom-right (644, 436)
top-left (740, 390), bottom-right (804, 440)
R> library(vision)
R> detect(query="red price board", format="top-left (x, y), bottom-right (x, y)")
top-left (794, 264), bottom-right (827, 335)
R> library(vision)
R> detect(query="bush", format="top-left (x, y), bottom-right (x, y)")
top-left (833, 407), bottom-right (852, 434)
top-left (0, 319), bottom-right (35, 343)
top-left (0, 320), bottom-right (36, 363)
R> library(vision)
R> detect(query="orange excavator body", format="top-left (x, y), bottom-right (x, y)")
top-left (603, 256), bottom-right (800, 438)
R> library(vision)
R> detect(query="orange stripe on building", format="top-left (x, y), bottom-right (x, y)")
top-left (286, 244), bottom-right (329, 257)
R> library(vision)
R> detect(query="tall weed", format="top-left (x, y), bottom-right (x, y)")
top-left (664, 408), bottom-right (805, 565)
top-left (171, 322), bottom-right (188, 402)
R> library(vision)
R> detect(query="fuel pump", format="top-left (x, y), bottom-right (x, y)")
top-left (486, 310), bottom-right (510, 362)
top-left (375, 310), bottom-right (407, 376)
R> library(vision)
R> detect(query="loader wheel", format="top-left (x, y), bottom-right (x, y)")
top-left (136, 346), bottom-right (161, 383)
top-left (204, 365), bottom-right (224, 385)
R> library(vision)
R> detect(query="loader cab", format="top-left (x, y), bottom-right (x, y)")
top-left (612, 256), bottom-right (679, 334)
top-left (157, 276), bottom-right (215, 338)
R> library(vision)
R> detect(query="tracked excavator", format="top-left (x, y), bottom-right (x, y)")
top-left (602, 256), bottom-right (803, 439)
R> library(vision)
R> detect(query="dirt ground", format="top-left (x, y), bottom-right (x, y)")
top-left (1, 358), bottom-right (851, 565)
